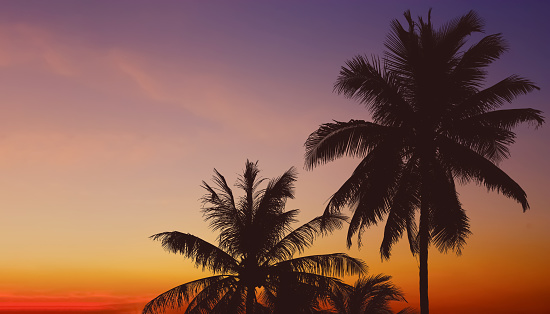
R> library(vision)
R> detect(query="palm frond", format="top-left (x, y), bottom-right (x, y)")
top-left (346, 206), bottom-right (369, 249)
top-left (444, 120), bottom-right (515, 163)
top-left (271, 274), bottom-right (333, 314)
top-left (271, 271), bottom-right (348, 293)
top-left (201, 169), bottom-right (244, 254)
top-left (436, 10), bottom-right (484, 57)
top-left (208, 284), bottom-right (246, 314)
top-left (357, 273), bottom-right (405, 299)
top-left (454, 75), bottom-right (540, 117)
top-left (150, 232), bottom-right (238, 273)
top-left (305, 120), bottom-right (396, 169)
top-left (380, 158), bottom-right (420, 259)
top-left (201, 169), bottom-right (237, 216)
top-left (184, 276), bottom-right (239, 314)
top-left (201, 182), bottom-right (240, 234)
top-left (395, 307), bottom-right (419, 314)
top-left (428, 163), bottom-right (471, 254)
top-left (384, 10), bottom-right (418, 85)
top-left (361, 294), bottom-right (393, 313)
top-left (256, 166), bottom-right (297, 215)
top-left (262, 213), bottom-right (346, 265)
top-left (245, 209), bottom-right (300, 262)
top-left (328, 136), bottom-right (404, 214)
top-left (235, 160), bottom-right (263, 194)
top-left (275, 253), bottom-right (367, 278)
top-left (439, 9), bottom-right (484, 37)
top-left (329, 140), bottom-right (404, 248)
top-left (327, 274), bottom-right (407, 314)
top-left (324, 281), bottom-right (350, 314)
top-left (142, 275), bottom-right (230, 314)
top-left (452, 33), bottom-right (508, 90)
top-left (334, 55), bottom-right (411, 126)
top-left (446, 108), bottom-right (543, 163)
top-left (235, 160), bottom-right (264, 225)
top-left (257, 286), bottom-right (276, 312)
top-left (405, 214), bottom-right (420, 256)
top-left (438, 138), bottom-right (528, 211)
top-left (466, 108), bottom-right (545, 130)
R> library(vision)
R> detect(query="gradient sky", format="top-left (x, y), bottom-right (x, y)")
top-left (1, 1), bottom-right (549, 313)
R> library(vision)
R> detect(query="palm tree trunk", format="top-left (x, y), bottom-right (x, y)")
top-left (419, 152), bottom-right (430, 314)
top-left (246, 286), bottom-right (255, 314)
top-left (419, 204), bottom-right (429, 314)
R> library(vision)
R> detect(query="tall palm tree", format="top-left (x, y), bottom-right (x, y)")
top-left (326, 274), bottom-right (411, 314)
top-left (143, 160), bottom-right (366, 314)
top-left (304, 10), bottom-right (544, 314)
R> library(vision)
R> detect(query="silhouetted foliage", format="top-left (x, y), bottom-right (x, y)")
top-left (305, 9), bottom-right (543, 314)
top-left (265, 272), bottom-right (414, 314)
top-left (143, 161), bottom-right (366, 314)
top-left (323, 274), bottom-right (416, 314)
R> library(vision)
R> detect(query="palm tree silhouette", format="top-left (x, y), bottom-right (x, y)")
top-left (143, 160), bottom-right (366, 314)
top-left (327, 275), bottom-right (413, 314)
top-left (304, 10), bottom-right (544, 314)
top-left (285, 274), bottom-right (415, 314)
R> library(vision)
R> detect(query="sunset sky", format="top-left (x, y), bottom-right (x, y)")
top-left (1, 1), bottom-right (549, 313)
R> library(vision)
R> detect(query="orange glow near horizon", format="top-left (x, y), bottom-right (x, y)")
top-left (0, 293), bottom-right (149, 313)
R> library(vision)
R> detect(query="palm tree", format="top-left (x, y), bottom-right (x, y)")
top-left (287, 274), bottom-right (415, 314)
top-left (143, 160), bottom-right (366, 314)
top-left (304, 10), bottom-right (544, 314)
top-left (325, 275), bottom-right (415, 314)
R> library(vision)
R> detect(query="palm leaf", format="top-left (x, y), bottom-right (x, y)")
top-left (444, 119), bottom-right (516, 163)
top-left (271, 274), bottom-right (332, 314)
top-left (436, 10), bottom-right (484, 56)
top-left (235, 160), bottom-right (265, 219)
top-left (275, 253), bottom-right (367, 278)
top-left (184, 276), bottom-right (239, 314)
top-left (437, 137), bottom-right (528, 211)
top-left (464, 108), bottom-right (544, 130)
top-left (334, 55), bottom-right (412, 126)
top-left (447, 108), bottom-right (543, 162)
top-left (395, 308), bottom-right (419, 314)
top-left (150, 232), bottom-right (238, 273)
top-left (380, 157), bottom-right (420, 259)
top-left (208, 284), bottom-right (246, 314)
top-left (384, 10), bottom-right (418, 85)
top-left (245, 209), bottom-right (300, 262)
top-left (454, 75), bottom-right (539, 117)
top-left (428, 162), bottom-right (471, 254)
top-left (326, 274), bottom-right (407, 314)
top-left (327, 137), bottom-right (404, 214)
top-left (142, 275), bottom-right (230, 314)
top-left (262, 213), bottom-right (346, 264)
top-left (201, 170), bottom-right (244, 255)
top-left (451, 33), bottom-right (508, 91)
top-left (332, 140), bottom-right (404, 247)
top-left (256, 166), bottom-right (297, 215)
top-left (324, 281), bottom-right (350, 314)
top-left (305, 120), bottom-right (396, 169)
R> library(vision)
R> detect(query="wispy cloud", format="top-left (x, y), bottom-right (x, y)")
top-left (0, 23), bottom-right (76, 76)
top-left (0, 131), bottom-right (191, 168)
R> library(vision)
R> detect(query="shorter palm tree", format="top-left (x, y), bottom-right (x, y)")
top-left (143, 160), bottom-right (366, 314)
top-left (285, 273), bottom-right (416, 314)
top-left (325, 274), bottom-right (416, 314)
